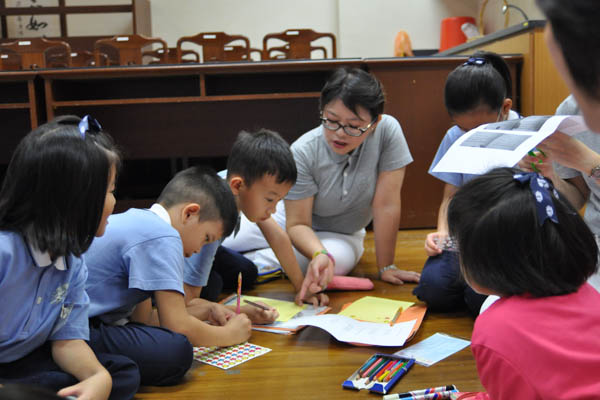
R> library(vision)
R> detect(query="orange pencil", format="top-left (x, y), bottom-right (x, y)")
top-left (390, 306), bottom-right (403, 326)
top-left (371, 359), bottom-right (395, 383)
top-left (236, 272), bottom-right (242, 314)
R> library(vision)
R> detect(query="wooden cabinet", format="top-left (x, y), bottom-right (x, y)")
top-left (0, 71), bottom-right (37, 163)
top-left (0, 55), bottom-right (522, 227)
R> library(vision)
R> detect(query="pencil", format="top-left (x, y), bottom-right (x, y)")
top-left (373, 359), bottom-right (396, 382)
top-left (358, 355), bottom-right (378, 375)
top-left (236, 272), bottom-right (242, 314)
top-left (243, 299), bottom-right (270, 311)
top-left (361, 357), bottom-right (384, 378)
top-left (390, 306), bottom-right (403, 326)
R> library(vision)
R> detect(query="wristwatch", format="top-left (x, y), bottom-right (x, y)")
top-left (590, 165), bottom-right (600, 179)
top-left (378, 264), bottom-right (398, 279)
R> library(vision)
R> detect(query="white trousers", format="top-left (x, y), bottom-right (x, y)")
top-left (222, 201), bottom-right (366, 275)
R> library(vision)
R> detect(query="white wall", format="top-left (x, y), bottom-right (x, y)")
top-left (150, 0), bottom-right (339, 58)
top-left (2, 0), bottom-right (548, 56)
top-left (150, 0), bottom-right (486, 58)
top-left (338, 0), bottom-right (479, 57)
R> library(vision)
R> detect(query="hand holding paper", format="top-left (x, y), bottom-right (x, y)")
top-left (432, 115), bottom-right (587, 175)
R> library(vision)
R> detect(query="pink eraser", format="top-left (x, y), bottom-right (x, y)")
top-left (326, 276), bottom-right (374, 291)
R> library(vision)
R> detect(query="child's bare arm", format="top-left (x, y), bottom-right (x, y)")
top-left (258, 218), bottom-right (329, 306)
top-left (52, 339), bottom-right (112, 400)
top-left (154, 289), bottom-right (251, 347)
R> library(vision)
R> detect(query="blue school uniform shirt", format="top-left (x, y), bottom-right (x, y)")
top-left (429, 110), bottom-right (521, 186)
top-left (0, 231), bottom-right (89, 362)
top-left (85, 205), bottom-right (188, 324)
top-left (428, 125), bottom-right (480, 186)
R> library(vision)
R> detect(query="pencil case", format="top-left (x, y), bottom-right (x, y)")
top-left (342, 353), bottom-right (414, 394)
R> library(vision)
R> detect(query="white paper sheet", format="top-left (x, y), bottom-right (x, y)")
top-left (393, 332), bottom-right (470, 366)
top-left (290, 314), bottom-right (416, 346)
top-left (432, 115), bottom-right (587, 175)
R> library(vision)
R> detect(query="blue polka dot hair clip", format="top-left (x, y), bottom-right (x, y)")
top-left (463, 57), bottom-right (486, 66)
top-left (513, 172), bottom-right (559, 225)
top-left (78, 115), bottom-right (102, 139)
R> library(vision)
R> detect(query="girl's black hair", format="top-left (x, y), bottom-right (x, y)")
top-left (444, 51), bottom-right (512, 116)
top-left (320, 67), bottom-right (385, 120)
top-left (536, 0), bottom-right (600, 101)
top-left (157, 166), bottom-right (239, 238)
top-left (226, 128), bottom-right (297, 187)
top-left (0, 115), bottom-right (120, 258)
top-left (448, 167), bottom-right (597, 297)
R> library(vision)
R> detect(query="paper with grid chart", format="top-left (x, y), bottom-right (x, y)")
top-left (432, 115), bottom-right (587, 175)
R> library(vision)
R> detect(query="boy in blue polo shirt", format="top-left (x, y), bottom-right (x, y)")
top-left (185, 129), bottom-right (329, 307)
top-left (84, 166), bottom-right (278, 388)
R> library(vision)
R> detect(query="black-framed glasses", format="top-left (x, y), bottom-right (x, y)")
top-left (78, 115), bottom-right (102, 139)
top-left (320, 114), bottom-right (377, 137)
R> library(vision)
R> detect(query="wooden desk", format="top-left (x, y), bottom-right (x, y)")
top-left (0, 70), bottom-right (37, 163)
top-left (0, 56), bottom-right (522, 228)
top-left (134, 230), bottom-right (483, 400)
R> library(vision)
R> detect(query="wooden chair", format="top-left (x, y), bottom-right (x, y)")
top-left (143, 47), bottom-right (199, 64)
top-left (0, 37), bottom-right (72, 69)
top-left (93, 34), bottom-right (168, 66)
top-left (176, 32), bottom-right (252, 62)
top-left (47, 50), bottom-right (107, 68)
top-left (262, 29), bottom-right (336, 60)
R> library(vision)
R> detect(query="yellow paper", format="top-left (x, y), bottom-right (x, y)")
top-left (241, 295), bottom-right (306, 322)
top-left (338, 296), bottom-right (414, 323)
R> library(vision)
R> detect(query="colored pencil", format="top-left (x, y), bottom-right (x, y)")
top-left (361, 357), bottom-right (384, 378)
top-left (381, 359), bottom-right (403, 381)
top-left (390, 306), bottom-right (403, 326)
top-left (358, 355), bottom-right (378, 375)
top-left (243, 299), bottom-right (270, 311)
top-left (373, 359), bottom-right (396, 381)
top-left (367, 358), bottom-right (392, 382)
top-left (236, 272), bottom-right (242, 314)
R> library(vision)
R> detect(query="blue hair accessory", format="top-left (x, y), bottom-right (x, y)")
top-left (463, 57), bottom-right (486, 66)
top-left (78, 115), bottom-right (102, 139)
top-left (513, 172), bottom-right (559, 225)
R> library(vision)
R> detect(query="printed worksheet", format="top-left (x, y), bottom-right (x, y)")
top-left (432, 115), bottom-right (587, 175)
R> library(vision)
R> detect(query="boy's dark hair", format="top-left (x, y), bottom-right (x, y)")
top-left (448, 167), bottom-right (597, 298)
top-left (320, 67), bottom-right (385, 120)
top-left (536, 0), bottom-right (600, 101)
top-left (158, 166), bottom-right (238, 238)
top-left (226, 129), bottom-right (297, 187)
top-left (0, 115), bottom-right (120, 258)
top-left (444, 51), bottom-right (512, 116)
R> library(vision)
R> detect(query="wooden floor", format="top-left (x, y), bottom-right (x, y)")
top-left (134, 229), bottom-right (484, 399)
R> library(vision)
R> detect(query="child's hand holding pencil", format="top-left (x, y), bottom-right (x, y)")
top-left (242, 299), bottom-right (279, 324)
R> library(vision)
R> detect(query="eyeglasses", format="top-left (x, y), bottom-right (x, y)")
top-left (78, 115), bottom-right (102, 139)
top-left (320, 114), bottom-right (377, 137)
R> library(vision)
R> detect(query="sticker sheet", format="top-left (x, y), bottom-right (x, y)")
top-left (193, 342), bottom-right (271, 370)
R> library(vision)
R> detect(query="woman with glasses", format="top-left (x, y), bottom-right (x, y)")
top-left (221, 67), bottom-right (418, 290)
top-left (283, 67), bottom-right (419, 286)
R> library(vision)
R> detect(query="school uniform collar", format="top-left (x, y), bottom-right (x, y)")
top-left (149, 203), bottom-right (171, 225)
top-left (29, 245), bottom-right (66, 270)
